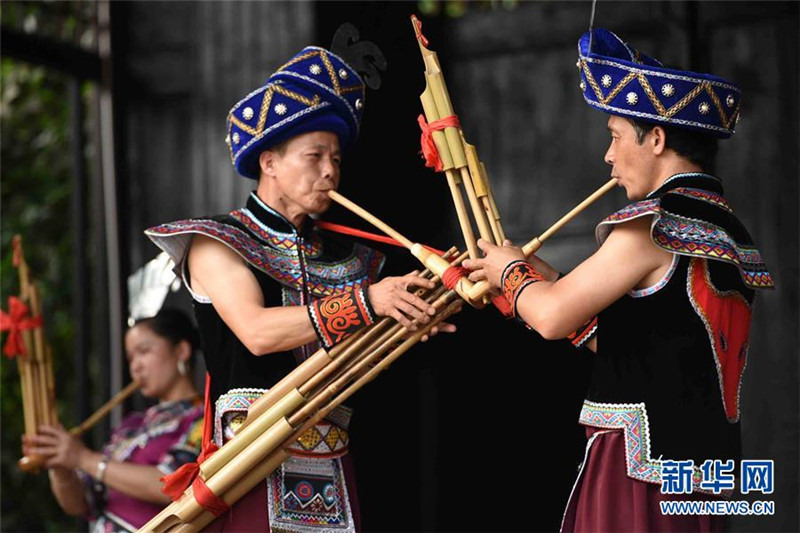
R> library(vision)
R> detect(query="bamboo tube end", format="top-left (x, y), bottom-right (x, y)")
top-left (18, 453), bottom-right (46, 473)
top-left (521, 237), bottom-right (543, 257)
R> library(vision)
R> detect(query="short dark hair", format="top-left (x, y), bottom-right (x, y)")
top-left (629, 118), bottom-right (718, 172)
top-left (133, 308), bottom-right (199, 359)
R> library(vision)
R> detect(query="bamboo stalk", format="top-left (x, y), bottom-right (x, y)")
top-left (478, 161), bottom-right (506, 243)
top-left (290, 284), bottom-right (449, 426)
top-left (467, 178), bottom-right (618, 301)
top-left (459, 166), bottom-right (494, 244)
top-left (187, 298), bottom-right (462, 533)
top-left (521, 177), bottom-right (618, 256)
top-left (70, 380), bottom-right (140, 436)
top-left (198, 389), bottom-right (304, 480)
top-left (140, 282), bottom-right (460, 533)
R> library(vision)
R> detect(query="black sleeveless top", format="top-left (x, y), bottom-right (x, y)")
top-left (584, 173), bottom-right (771, 465)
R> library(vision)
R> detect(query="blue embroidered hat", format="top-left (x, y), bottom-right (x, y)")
top-left (227, 46), bottom-right (366, 179)
top-left (577, 29), bottom-right (740, 138)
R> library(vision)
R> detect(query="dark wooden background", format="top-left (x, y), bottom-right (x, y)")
top-left (112, 2), bottom-right (798, 531)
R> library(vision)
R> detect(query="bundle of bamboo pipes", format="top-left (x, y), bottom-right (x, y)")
top-left (141, 252), bottom-right (463, 532)
top-left (9, 236), bottom-right (142, 472)
top-left (10, 236), bottom-right (59, 473)
top-left (141, 16), bottom-right (620, 531)
top-left (407, 15), bottom-right (617, 306)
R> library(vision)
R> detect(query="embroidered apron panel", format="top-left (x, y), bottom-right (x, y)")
top-left (268, 455), bottom-right (355, 533)
top-left (214, 389), bottom-right (356, 532)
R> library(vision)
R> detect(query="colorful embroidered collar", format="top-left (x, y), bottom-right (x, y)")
top-left (597, 173), bottom-right (773, 289)
top-left (145, 193), bottom-right (384, 298)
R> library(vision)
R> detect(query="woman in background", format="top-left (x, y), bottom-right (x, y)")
top-left (24, 308), bottom-right (203, 532)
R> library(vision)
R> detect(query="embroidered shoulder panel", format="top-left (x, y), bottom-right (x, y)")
top-left (146, 218), bottom-right (384, 297)
top-left (595, 189), bottom-right (772, 290)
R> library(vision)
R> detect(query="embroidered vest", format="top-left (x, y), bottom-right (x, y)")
top-left (581, 173), bottom-right (772, 490)
top-left (146, 192), bottom-right (384, 413)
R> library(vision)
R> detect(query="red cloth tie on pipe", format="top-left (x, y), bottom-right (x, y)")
top-left (161, 373), bottom-right (220, 502)
top-left (417, 114), bottom-right (460, 172)
top-left (441, 266), bottom-right (469, 291)
top-left (192, 474), bottom-right (230, 517)
top-left (0, 296), bottom-right (42, 358)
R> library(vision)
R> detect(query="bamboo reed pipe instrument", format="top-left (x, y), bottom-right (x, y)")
top-left (10, 237), bottom-right (142, 472)
top-left (10, 236), bottom-right (57, 473)
top-left (140, 261), bottom-right (463, 532)
top-left (409, 16), bottom-right (618, 306)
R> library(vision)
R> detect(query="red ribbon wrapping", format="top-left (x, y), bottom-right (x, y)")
top-left (441, 266), bottom-right (469, 291)
top-left (0, 296), bottom-right (42, 358)
top-left (441, 267), bottom-right (513, 317)
top-left (161, 373), bottom-right (227, 515)
top-left (417, 114), bottom-right (460, 172)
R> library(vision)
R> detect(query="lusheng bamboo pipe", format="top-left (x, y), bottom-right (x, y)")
top-left (140, 276), bottom-right (459, 532)
top-left (413, 15), bottom-right (496, 255)
top-left (327, 190), bottom-right (482, 307)
top-left (212, 264), bottom-right (448, 482)
top-left (467, 178), bottom-right (619, 302)
top-left (145, 293), bottom-right (463, 533)
top-left (13, 236), bottom-right (58, 473)
top-left (18, 381), bottom-right (142, 473)
top-left (236, 243), bottom-right (454, 433)
top-left (69, 381), bottom-right (140, 436)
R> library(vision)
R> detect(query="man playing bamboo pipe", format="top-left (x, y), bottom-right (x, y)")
top-left (146, 46), bottom-right (453, 532)
top-left (464, 28), bottom-right (773, 532)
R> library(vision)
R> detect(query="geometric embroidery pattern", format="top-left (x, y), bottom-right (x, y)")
top-left (581, 62), bottom-right (740, 133)
top-left (146, 217), bottom-right (384, 298)
top-left (269, 456), bottom-right (355, 532)
top-left (596, 187), bottom-right (773, 290)
top-left (579, 400), bottom-right (719, 493)
top-left (289, 422), bottom-right (350, 459)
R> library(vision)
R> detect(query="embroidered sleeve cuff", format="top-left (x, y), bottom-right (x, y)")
top-left (567, 316), bottom-right (598, 349)
top-left (501, 260), bottom-right (547, 319)
top-left (308, 286), bottom-right (376, 350)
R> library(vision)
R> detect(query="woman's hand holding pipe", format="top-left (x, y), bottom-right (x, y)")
top-left (24, 424), bottom-right (91, 471)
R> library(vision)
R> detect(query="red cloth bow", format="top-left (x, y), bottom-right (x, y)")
top-left (160, 372), bottom-right (229, 515)
top-left (417, 114), bottom-right (461, 172)
top-left (0, 296), bottom-right (42, 358)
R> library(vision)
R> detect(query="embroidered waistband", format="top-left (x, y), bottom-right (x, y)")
top-left (579, 400), bottom-right (721, 494)
top-left (215, 388), bottom-right (352, 458)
